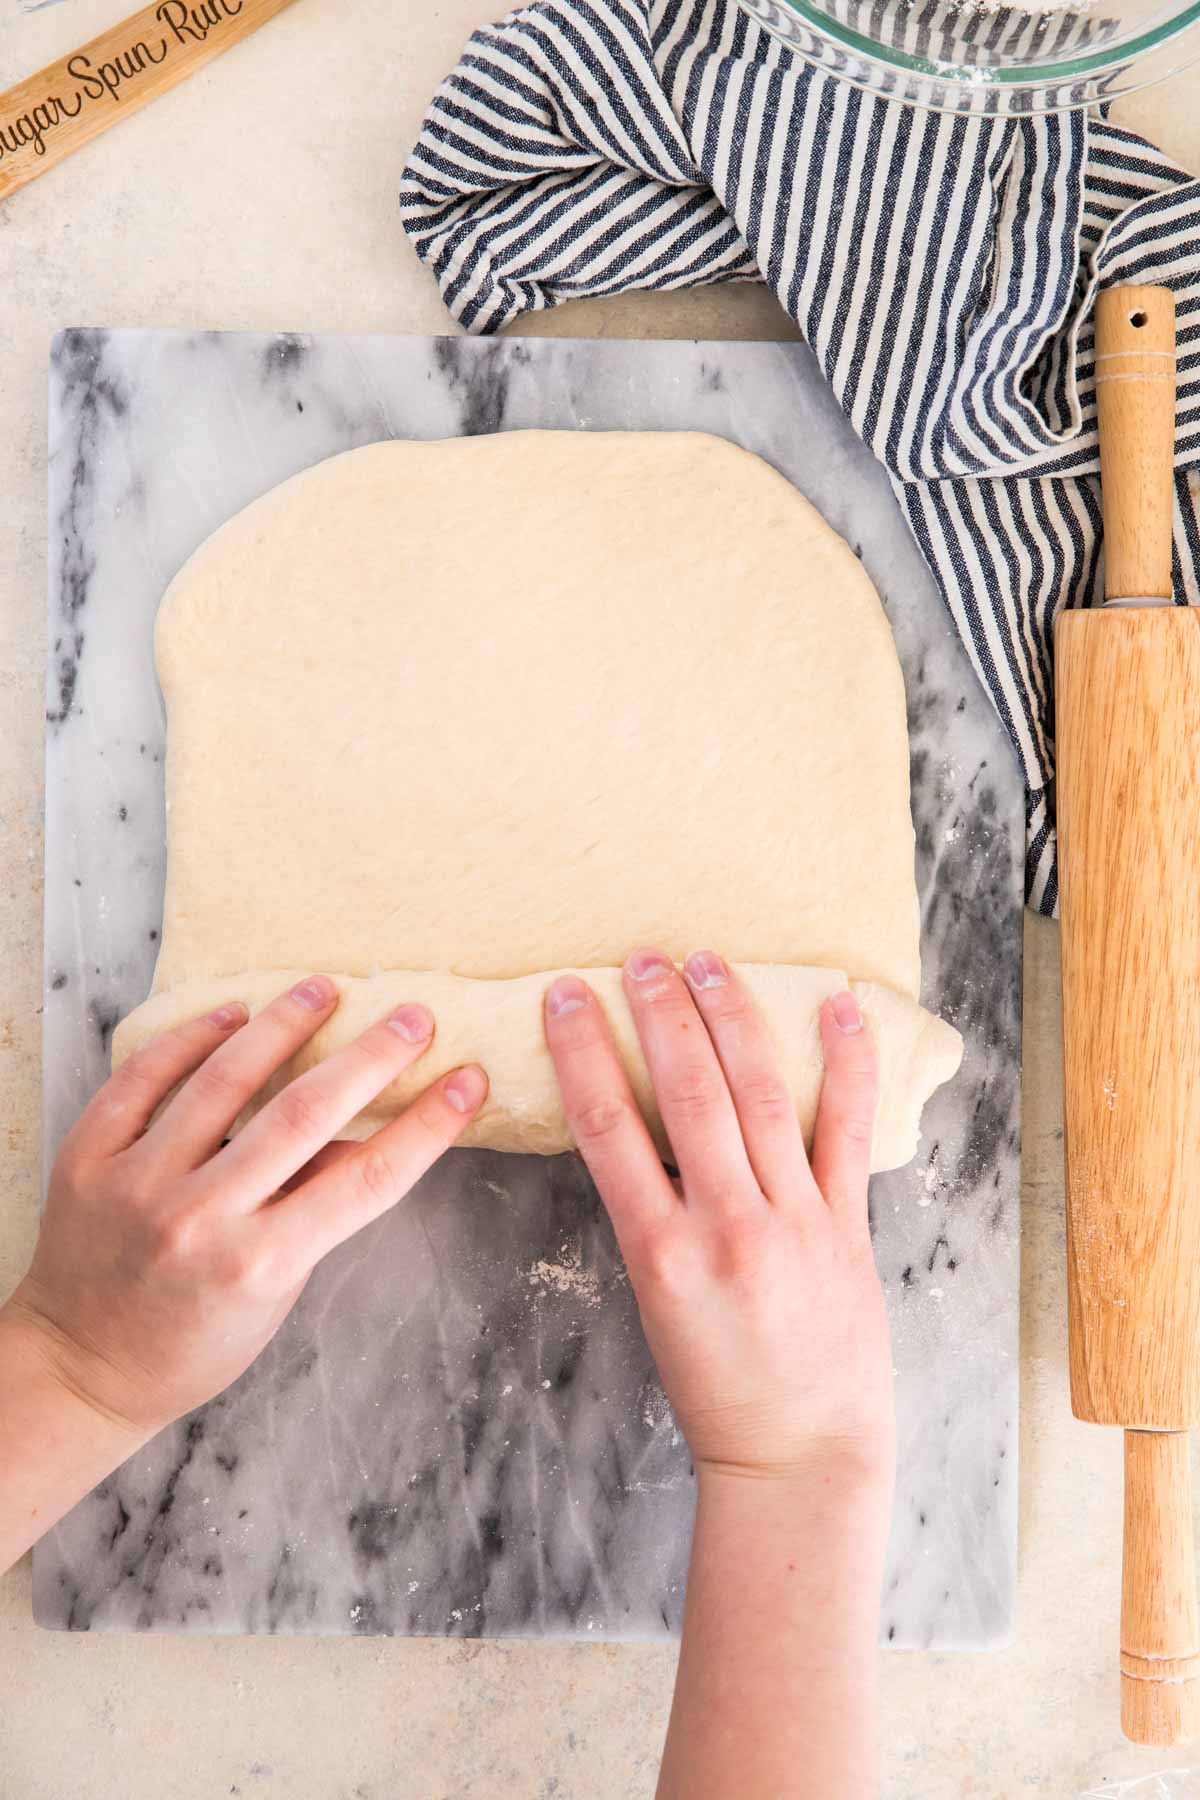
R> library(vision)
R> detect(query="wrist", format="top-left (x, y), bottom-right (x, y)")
top-left (695, 1436), bottom-right (896, 1504)
top-left (0, 1291), bottom-right (151, 1452)
top-left (0, 1294), bottom-right (151, 1572)
top-left (693, 1450), bottom-right (894, 1616)
top-left (694, 1442), bottom-right (895, 1562)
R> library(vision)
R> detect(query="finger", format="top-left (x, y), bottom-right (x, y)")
top-left (809, 993), bottom-right (879, 1224)
top-left (542, 974), bottom-right (677, 1256)
top-left (146, 975), bottom-right (341, 1169)
top-left (66, 1002), bottom-right (248, 1162)
top-left (212, 1001), bottom-right (437, 1204)
top-left (265, 1065), bottom-right (488, 1271)
top-left (277, 1140), bottom-right (358, 1197)
top-left (682, 951), bottom-right (810, 1206)
top-left (623, 949), bottom-right (757, 1211)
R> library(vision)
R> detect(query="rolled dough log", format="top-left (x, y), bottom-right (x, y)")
top-left (111, 965), bottom-right (962, 1172)
top-left (116, 430), bottom-right (964, 1169)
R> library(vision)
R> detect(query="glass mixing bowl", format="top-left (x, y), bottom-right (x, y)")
top-left (737, 0), bottom-right (1200, 111)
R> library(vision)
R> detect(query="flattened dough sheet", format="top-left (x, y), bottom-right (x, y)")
top-left (148, 432), bottom-right (920, 997)
top-left (116, 431), bottom-right (962, 1166)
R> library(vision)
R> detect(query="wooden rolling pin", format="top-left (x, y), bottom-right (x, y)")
top-left (1057, 284), bottom-right (1200, 1747)
top-left (0, 0), bottom-right (297, 204)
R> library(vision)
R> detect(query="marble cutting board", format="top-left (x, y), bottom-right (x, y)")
top-left (37, 328), bottom-right (1022, 1647)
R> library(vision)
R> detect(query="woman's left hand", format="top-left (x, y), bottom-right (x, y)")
top-left (6, 976), bottom-right (487, 1440)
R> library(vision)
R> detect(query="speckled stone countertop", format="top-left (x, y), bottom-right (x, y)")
top-left (35, 327), bottom-right (1020, 1649)
top-left (3, 2), bottom-right (1200, 1795)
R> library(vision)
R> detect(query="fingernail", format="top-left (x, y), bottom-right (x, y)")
top-left (445, 1066), bottom-right (487, 1114)
top-left (290, 975), bottom-right (335, 1011)
top-left (832, 991), bottom-right (862, 1034)
top-left (684, 951), bottom-right (728, 991)
top-left (546, 975), bottom-right (589, 1017)
top-left (627, 949), bottom-right (672, 982)
top-left (388, 1003), bottom-right (433, 1043)
top-left (207, 1001), bottom-right (247, 1029)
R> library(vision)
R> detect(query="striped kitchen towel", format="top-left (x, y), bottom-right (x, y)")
top-left (398, 0), bottom-right (1200, 912)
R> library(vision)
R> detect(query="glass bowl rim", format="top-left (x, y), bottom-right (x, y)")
top-left (743, 0), bottom-right (1200, 88)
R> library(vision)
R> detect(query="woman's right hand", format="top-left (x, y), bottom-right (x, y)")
top-left (543, 949), bottom-right (893, 1488)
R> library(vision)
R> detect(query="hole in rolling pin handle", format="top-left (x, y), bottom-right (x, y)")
top-left (1129, 309), bottom-right (1149, 328)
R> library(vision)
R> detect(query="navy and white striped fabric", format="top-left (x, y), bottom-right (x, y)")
top-left (399, 0), bottom-right (1200, 912)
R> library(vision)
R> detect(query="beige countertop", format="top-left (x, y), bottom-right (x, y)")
top-left (2, 4), bottom-right (1200, 1795)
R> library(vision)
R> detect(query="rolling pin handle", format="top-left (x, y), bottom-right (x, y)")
top-left (1121, 1429), bottom-right (1200, 1746)
top-left (1095, 285), bottom-right (1177, 602)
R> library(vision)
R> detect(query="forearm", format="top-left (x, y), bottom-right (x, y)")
top-left (0, 1301), bottom-right (147, 1576)
top-left (658, 1461), bottom-right (894, 1800)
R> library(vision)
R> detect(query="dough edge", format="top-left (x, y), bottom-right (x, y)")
top-left (113, 964), bottom-right (963, 1174)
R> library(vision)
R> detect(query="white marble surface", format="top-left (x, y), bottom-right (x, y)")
top-left (36, 327), bottom-right (1021, 1646)
top-left (3, 0), bottom-right (1200, 1794)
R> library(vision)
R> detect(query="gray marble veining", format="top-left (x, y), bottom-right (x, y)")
top-left (36, 329), bottom-right (1022, 1646)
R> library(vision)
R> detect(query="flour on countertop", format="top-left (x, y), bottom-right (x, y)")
top-left (641, 1389), bottom-right (679, 1444)
top-left (527, 1239), bottom-right (602, 1306)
